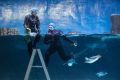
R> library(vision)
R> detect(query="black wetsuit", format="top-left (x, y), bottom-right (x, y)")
top-left (24, 14), bottom-right (41, 57)
top-left (44, 30), bottom-right (74, 66)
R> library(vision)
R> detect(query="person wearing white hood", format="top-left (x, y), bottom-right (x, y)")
top-left (44, 23), bottom-right (77, 67)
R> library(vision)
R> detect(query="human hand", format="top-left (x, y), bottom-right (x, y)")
top-left (25, 27), bottom-right (31, 33)
top-left (73, 42), bottom-right (77, 47)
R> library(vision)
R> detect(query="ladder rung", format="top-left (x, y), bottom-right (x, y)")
top-left (24, 49), bottom-right (50, 80)
top-left (32, 66), bottom-right (43, 68)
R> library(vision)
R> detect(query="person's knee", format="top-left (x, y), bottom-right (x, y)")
top-left (35, 34), bottom-right (41, 41)
top-left (27, 41), bottom-right (32, 46)
top-left (45, 52), bottom-right (50, 58)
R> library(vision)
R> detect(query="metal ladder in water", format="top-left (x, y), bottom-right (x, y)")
top-left (24, 49), bottom-right (51, 80)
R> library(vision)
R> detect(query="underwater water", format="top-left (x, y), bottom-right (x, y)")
top-left (0, 34), bottom-right (120, 80)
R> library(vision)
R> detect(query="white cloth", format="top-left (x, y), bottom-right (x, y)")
top-left (29, 32), bottom-right (37, 37)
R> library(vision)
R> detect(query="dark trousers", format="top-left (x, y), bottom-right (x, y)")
top-left (27, 34), bottom-right (41, 57)
top-left (45, 45), bottom-right (71, 66)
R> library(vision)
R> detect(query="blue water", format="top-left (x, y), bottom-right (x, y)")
top-left (0, 34), bottom-right (120, 80)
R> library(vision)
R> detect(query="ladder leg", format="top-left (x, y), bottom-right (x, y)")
top-left (37, 49), bottom-right (51, 80)
top-left (24, 49), bottom-right (37, 80)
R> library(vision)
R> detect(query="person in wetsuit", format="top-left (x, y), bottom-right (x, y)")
top-left (24, 8), bottom-right (41, 57)
top-left (44, 23), bottom-right (77, 67)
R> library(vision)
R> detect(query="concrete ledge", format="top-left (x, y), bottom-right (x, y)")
top-left (0, 28), bottom-right (19, 36)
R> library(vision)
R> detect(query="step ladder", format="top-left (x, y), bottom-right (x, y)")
top-left (24, 49), bottom-right (51, 80)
